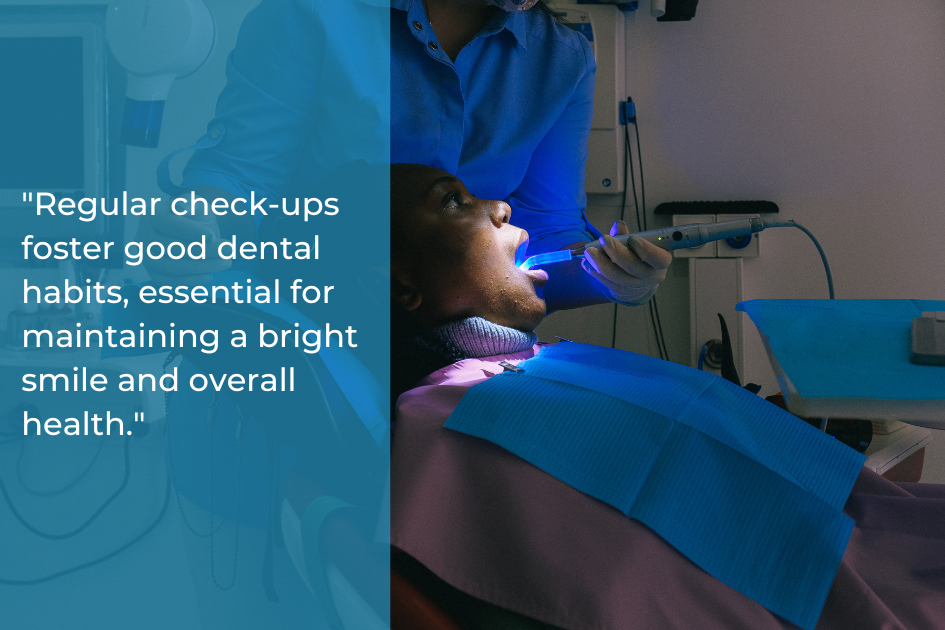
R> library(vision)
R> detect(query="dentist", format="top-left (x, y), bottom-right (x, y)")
top-left (139, 0), bottom-right (670, 310)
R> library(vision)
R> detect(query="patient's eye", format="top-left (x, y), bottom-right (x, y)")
top-left (443, 191), bottom-right (462, 209)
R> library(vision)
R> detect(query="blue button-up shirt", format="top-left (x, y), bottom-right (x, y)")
top-left (391, 0), bottom-right (598, 251)
top-left (182, 0), bottom-right (597, 253)
top-left (391, 0), bottom-right (596, 251)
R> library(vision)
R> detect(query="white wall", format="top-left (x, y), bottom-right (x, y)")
top-left (632, 0), bottom-right (945, 358)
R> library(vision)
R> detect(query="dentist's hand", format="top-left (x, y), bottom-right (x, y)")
top-left (581, 220), bottom-right (672, 306)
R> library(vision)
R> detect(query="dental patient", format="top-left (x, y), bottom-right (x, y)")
top-left (390, 162), bottom-right (669, 402)
top-left (389, 163), bottom-right (945, 630)
top-left (391, 163), bottom-right (550, 402)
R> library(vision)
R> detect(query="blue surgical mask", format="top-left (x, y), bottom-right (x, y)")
top-left (484, 0), bottom-right (539, 11)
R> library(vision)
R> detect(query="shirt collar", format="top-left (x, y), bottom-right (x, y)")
top-left (392, 0), bottom-right (528, 50)
top-left (498, 9), bottom-right (529, 49)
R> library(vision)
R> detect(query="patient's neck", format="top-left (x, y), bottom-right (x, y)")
top-left (423, 316), bottom-right (538, 360)
top-left (391, 312), bottom-right (538, 408)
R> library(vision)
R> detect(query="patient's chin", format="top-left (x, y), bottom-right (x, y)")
top-left (505, 302), bottom-right (546, 334)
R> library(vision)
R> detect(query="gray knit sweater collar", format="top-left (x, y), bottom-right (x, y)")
top-left (420, 317), bottom-right (538, 361)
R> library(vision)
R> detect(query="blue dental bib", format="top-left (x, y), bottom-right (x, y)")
top-left (445, 342), bottom-right (865, 630)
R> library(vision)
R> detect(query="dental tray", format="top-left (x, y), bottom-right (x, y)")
top-left (739, 299), bottom-right (945, 430)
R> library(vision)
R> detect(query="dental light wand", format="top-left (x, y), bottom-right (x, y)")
top-left (518, 218), bottom-right (834, 299)
top-left (519, 218), bottom-right (765, 270)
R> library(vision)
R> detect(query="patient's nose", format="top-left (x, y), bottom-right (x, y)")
top-left (490, 201), bottom-right (511, 227)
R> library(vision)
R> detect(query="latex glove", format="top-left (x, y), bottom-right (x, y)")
top-left (134, 209), bottom-right (232, 286)
top-left (581, 220), bottom-right (672, 306)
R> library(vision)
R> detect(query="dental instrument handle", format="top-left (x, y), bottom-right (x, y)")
top-left (580, 218), bottom-right (766, 253)
top-left (577, 217), bottom-right (835, 299)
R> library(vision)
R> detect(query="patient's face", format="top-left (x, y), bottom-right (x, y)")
top-left (392, 165), bottom-right (547, 331)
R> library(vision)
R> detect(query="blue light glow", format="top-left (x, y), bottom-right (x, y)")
top-left (515, 240), bottom-right (529, 267)
top-left (519, 250), bottom-right (573, 270)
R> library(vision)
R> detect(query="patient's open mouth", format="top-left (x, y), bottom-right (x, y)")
top-left (513, 234), bottom-right (547, 285)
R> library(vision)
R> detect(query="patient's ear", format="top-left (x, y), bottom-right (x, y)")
top-left (391, 263), bottom-right (422, 312)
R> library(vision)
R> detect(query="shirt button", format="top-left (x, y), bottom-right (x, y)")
top-left (413, 20), bottom-right (422, 30)
top-left (428, 41), bottom-right (438, 51)
top-left (211, 128), bottom-right (221, 139)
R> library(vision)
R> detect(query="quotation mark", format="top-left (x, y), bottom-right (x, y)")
top-left (127, 411), bottom-right (145, 435)
top-left (23, 192), bottom-right (33, 203)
